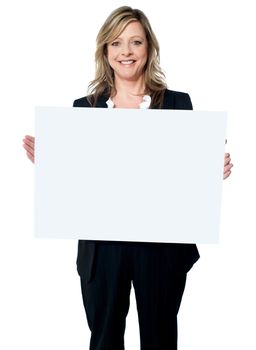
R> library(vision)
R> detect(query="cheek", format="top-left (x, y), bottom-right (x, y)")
top-left (107, 52), bottom-right (115, 68)
top-left (107, 53), bottom-right (118, 65)
top-left (139, 47), bottom-right (148, 61)
top-left (106, 46), bottom-right (114, 61)
top-left (106, 49), bottom-right (111, 61)
top-left (107, 45), bottom-right (119, 58)
top-left (139, 51), bottom-right (148, 66)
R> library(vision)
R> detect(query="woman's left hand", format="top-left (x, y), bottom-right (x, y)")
top-left (223, 152), bottom-right (233, 180)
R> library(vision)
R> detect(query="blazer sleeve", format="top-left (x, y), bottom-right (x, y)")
top-left (174, 92), bottom-right (193, 110)
top-left (73, 96), bottom-right (91, 107)
top-left (163, 90), bottom-right (193, 110)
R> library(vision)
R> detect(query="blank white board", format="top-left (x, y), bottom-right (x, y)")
top-left (35, 107), bottom-right (227, 243)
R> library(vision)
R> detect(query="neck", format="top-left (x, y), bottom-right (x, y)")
top-left (113, 76), bottom-right (145, 97)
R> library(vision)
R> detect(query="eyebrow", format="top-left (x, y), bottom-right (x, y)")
top-left (112, 36), bottom-right (145, 41)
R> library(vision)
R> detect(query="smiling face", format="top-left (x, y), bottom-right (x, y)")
top-left (107, 21), bottom-right (148, 83)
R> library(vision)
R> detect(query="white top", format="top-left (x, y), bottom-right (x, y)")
top-left (106, 95), bottom-right (151, 109)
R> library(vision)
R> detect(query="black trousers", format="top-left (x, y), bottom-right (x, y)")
top-left (80, 242), bottom-right (187, 350)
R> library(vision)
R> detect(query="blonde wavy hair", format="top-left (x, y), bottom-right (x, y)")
top-left (88, 6), bottom-right (167, 107)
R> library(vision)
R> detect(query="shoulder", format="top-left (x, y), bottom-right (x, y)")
top-left (73, 96), bottom-right (92, 107)
top-left (162, 89), bottom-right (193, 110)
top-left (73, 91), bottom-right (109, 108)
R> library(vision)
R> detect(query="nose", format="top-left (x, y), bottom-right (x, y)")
top-left (121, 42), bottom-right (132, 56)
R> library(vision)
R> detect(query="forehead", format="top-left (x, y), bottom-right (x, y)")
top-left (115, 21), bottom-right (146, 39)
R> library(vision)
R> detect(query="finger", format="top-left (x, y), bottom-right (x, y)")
top-left (23, 143), bottom-right (34, 154)
top-left (224, 163), bottom-right (233, 172)
top-left (23, 138), bottom-right (35, 148)
top-left (223, 170), bottom-right (231, 180)
top-left (25, 147), bottom-right (34, 158)
top-left (23, 141), bottom-right (33, 149)
top-left (26, 151), bottom-right (34, 163)
top-left (23, 137), bottom-right (35, 149)
top-left (25, 135), bottom-right (35, 143)
top-left (224, 157), bottom-right (231, 166)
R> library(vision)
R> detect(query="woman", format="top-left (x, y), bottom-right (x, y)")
top-left (23, 6), bottom-right (233, 350)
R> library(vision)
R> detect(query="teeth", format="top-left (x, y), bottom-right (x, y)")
top-left (120, 60), bottom-right (134, 65)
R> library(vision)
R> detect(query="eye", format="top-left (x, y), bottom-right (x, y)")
top-left (132, 40), bottom-right (143, 45)
top-left (111, 41), bottom-right (120, 47)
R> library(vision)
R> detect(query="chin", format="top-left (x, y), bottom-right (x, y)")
top-left (117, 71), bottom-right (142, 81)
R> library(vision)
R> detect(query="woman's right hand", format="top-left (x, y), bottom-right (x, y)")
top-left (23, 135), bottom-right (35, 163)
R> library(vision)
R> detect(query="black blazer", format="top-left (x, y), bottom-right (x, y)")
top-left (73, 89), bottom-right (200, 282)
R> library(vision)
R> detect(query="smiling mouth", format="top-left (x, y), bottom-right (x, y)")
top-left (119, 60), bottom-right (136, 65)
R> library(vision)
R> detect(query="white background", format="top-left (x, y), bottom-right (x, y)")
top-left (0, 0), bottom-right (255, 349)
